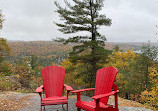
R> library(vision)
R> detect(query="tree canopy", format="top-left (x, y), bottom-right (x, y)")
top-left (55, 0), bottom-right (111, 45)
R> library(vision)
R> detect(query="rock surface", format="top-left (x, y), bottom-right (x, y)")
top-left (0, 92), bottom-right (155, 111)
top-left (17, 93), bottom-right (154, 111)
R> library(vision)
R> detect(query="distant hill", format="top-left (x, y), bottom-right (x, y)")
top-left (7, 41), bottom-right (72, 66)
top-left (8, 41), bottom-right (157, 57)
top-left (8, 41), bottom-right (72, 57)
top-left (106, 42), bottom-right (158, 51)
top-left (7, 41), bottom-right (158, 66)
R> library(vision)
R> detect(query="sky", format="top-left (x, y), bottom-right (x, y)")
top-left (0, 0), bottom-right (158, 42)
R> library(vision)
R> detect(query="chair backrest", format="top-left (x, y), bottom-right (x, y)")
top-left (41, 66), bottom-right (65, 98)
top-left (94, 67), bottom-right (118, 105)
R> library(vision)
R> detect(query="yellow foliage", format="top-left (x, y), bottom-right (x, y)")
top-left (61, 59), bottom-right (85, 89)
top-left (115, 73), bottom-right (128, 87)
top-left (16, 74), bottom-right (20, 79)
top-left (148, 67), bottom-right (158, 90)
top-left (106, 50), bottom-right (136, 70)
top-left (61, 59), bottom-right (73, 69)
top-left (51, 62), bottom-right (58, 66)
top-left (141, 67), bottom-right (158, 107)
top-left (141, 89), bottom-right (158, 106)
top-left (0, 38), bottom-right (11, 56)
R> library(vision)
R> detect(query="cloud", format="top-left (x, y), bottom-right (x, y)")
top-left (0, 0), bottom-right (158, 42)
top-left (1, 0), bottom-right (60, 41)
top-left (102, 0), bottom-right (158, 42)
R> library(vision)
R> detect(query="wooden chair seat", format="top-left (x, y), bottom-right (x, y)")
top-left (76, 101), bottom-right (110, 110)
top-left (41, 96), bottom-right (68, 105)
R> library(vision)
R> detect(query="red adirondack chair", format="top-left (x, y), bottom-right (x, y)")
top-left (35, 66), bottom-right (73, 111)
top-left (72, 67), bottom-right (119, 111)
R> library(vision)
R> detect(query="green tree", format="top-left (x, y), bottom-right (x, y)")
top-left (54, 0), bottom-right (111, 87)
top-left (0, 38), bottom-right (11, 60)
top-left (140, 43), bottom-right (158, 88)
top-left (113, 45), bottom-right (120, 52)
top-left (30, 55), bottom-right (42, 77)
top-left (30, 55), bottom-right (39, 70)
top-left (0, 61), bottom-right (12, 76)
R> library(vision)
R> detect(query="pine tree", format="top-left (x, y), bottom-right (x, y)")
top-left (54, 0), bottom-right (111, 87)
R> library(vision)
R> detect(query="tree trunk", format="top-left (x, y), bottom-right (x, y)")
top-left (90, 44), bottom-right (97, 87)
top-left (145, 64), bottom-right (148, 89)
top-left (125, 92), bottom-right (129, 99)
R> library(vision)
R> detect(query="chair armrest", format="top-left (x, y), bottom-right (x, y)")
top-left (35, 85), bottom-right (44, 93)
top-left (92, 90), bottom-right (119, 100)
top-left (72, 88), bottom-right (95, 93)
top-left (64, 84), bottom-right (73, 91)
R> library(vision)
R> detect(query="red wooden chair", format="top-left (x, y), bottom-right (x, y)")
top-left (72, 67), bottom-right (119, 111)
top-left (35, 66), bottom-right (73, 111)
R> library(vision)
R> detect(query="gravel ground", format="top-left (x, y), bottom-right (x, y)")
top-left (16, 93), bottom-right (154, 111)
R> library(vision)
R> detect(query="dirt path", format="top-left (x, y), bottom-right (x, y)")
top-left (0, 92), bottom-right (156, 111)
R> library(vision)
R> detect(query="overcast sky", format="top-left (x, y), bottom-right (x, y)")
top-left (0, 0), bottom-right (158, 42)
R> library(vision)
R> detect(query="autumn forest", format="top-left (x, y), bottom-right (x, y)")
top-left (0, 40), bottom-right (157, 108)
top-left (0, 0), bottom-right (158, 110)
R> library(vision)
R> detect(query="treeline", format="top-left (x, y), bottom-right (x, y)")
top-left (7, 41), bottom-right (72, 66)
top-left (4, 41), bottom-right (144, 69)
top-left (6, 41), bottom-right (146, 68)
top-left (8, 41), bottom-right (144, 56)
top-left (8, 41), bottom-right (72, 57)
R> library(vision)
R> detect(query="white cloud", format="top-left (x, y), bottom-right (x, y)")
top-left (103, 0), bottom-right (158, 42)
top-left (0, 0), bottom-right (158, 42)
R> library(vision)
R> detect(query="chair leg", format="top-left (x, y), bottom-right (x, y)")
top-left (67, 104), bottom-right (68, 111)
top-left (62, 104), bottom-right (65, 111)
top-left (62, 104), bottom-right (64, 109)
top-left (44, 106), bottom-right (46, 111)
top-left (41, 106), bottom-right (42, 111)
top-left (77, 108), bottom-right (81, 111)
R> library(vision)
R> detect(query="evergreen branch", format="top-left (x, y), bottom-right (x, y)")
top-left (58, 13), bottom-right (91, 25)
top-left (95, 15), bottom-right (112, 26)
top-left (55, 23), bottom-right (91, 33)
top-left (65, 36), bottom-right (91, 44)
top-left (63, 0), bottom-right (91, 16)
top-left (52, 37), bottom-right (66, 43)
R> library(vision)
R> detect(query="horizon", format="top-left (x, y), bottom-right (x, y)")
top-left (7, 39), bottom-right (158, 44)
